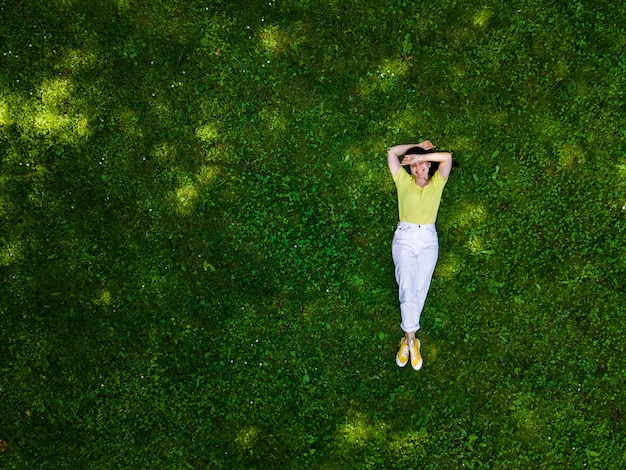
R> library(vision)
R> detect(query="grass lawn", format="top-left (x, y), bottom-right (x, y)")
top-left (1, 0), bottom-right (625, 468)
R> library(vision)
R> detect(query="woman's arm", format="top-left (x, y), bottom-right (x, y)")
top-left (387, 141), bottom-right (435, 177)
top-left (401, 151), bottom-right (453, 180)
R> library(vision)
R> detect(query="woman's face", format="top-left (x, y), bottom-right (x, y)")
top-left (410, 161), bottom-right (431, 180)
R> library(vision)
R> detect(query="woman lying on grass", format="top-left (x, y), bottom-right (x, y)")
top-left (387, 141), bottom-right (453, 370)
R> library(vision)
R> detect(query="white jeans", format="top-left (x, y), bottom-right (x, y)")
top-left (392, 222), bottom-right (439, 333)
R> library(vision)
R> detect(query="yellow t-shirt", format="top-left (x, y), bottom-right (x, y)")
top-left (393, 169), bottom-right (447, 224)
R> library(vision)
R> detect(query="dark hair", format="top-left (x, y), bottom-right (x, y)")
top-left (405, 146), bottom-right (431, 156)
top-left (403, 146), bottom-right (439, 177)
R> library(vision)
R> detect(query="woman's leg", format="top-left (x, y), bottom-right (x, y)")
top-left (393, 225), bottom-right (438, 370)
top-left (413, 234), bottom-right (439, 325)
top-left (392, 231), bottom-right (421, 334)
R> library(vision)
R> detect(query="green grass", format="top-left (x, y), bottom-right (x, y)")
top-left (1, 0), bottom-right (625, 468)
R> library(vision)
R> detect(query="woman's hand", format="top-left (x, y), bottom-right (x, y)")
top-left (418, 140), bottom-right (435, 151)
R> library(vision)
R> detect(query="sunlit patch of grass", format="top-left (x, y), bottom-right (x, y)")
top-left (96, 288), bottom-right (113, 306)
top-left (344, 145), bottom-right (379, 184)
top-left (18, 78), bottom-right (93, 141)
top-left (259, 25), bottom-right (287, 54)
top-left (389, 428), bottom-right (428, 455)
top-left (151, 141), bottom-right (176, 162)
top-left (488, 111), bottom-right (508, 127)
top-left (553, 60), bottom-right (570, 82)
top-left (453, 202), bottom-right (488, 228)
top-left (40, 77), bottom-right (71, 106)
top-left (467, 234), bottom-right (485, 254)
top-left (357, 58), bottom-right (409, 97)
top-left (558, 142), bottom-right (585, 168)
top-left (510, 396), bottom-right (543, 441)
top-left (0, 99), bottom-right (10, 126)
top-left (236, 425), bottom-right (259, 450)
top-left (448, 135), bottom-right (478, 154)
top-left (32, 109), bottom-right (70, 134)
top-left (437, 252), bottom-right (462, 280)
top-left (148, 97), bottom-right (174, 131)
top-left (195, 123), bottom-right (219, 143)
top-left (451, 61), bottom-right (468, 79)
top-left (197, 164), bottom-right (218, 183)
top-left (171, 176), bottom-right (199, 216)
top-left (388, 107), bottom-right (430, 139)
top-left (260, 107), bottom-right (288, 133)
top-left (473, 8), bottom-right (494, 28)
top-left (533, 114), bottom-right (563, 139)
top-left (352, 158), bottom-right (377, 184)
top-left (33, 110), bottom-right (90, 142)
top-left (169, 164), bottom-right (219, 215)
top-left (62, 48), bottom-right (99, 72)
top-left (339, 409), bottom-right (380, 446)
top-left (0, 239), bottom-right (23, 266)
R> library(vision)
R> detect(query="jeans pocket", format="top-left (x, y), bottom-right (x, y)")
top-left (426, 227), bottom-right (438, 241)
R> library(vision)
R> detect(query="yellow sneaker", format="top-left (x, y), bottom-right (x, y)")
top-left (396, 337), bottom-right (409, 367)
top-left (409, 339), bottom-right (422, 370)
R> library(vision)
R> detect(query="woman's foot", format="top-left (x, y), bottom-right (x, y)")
top-left (409, 339), bottom-right (422, 370)
top-left (396, 337), bottom-right (409, 367)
